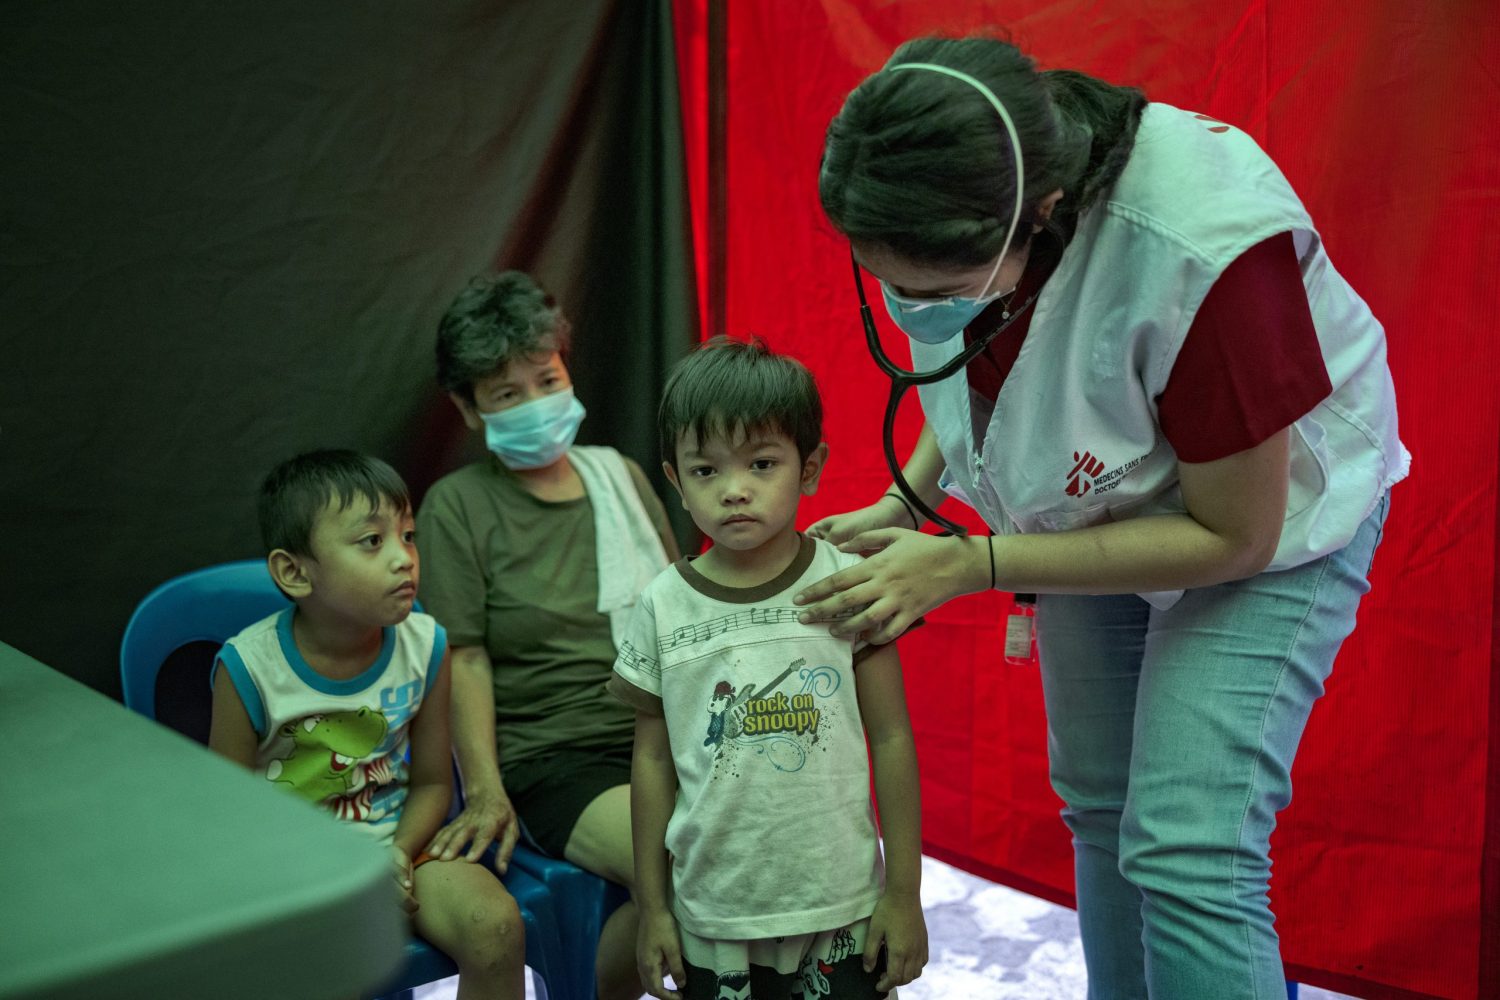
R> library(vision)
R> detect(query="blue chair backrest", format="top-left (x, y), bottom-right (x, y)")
top-left (120, 559), bottom-right (289, 725)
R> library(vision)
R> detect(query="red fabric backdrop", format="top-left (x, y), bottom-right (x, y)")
top-left (671, 3), bottom-right (1498, 997)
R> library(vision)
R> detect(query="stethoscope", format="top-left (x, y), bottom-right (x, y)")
top-left (850, 60), bottom-right (1033, 538)
top-left (850, 248), bottom-right (1039, 537)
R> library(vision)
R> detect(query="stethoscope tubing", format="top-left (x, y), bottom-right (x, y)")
top-left (852, 249), bottom-right (1037, 537)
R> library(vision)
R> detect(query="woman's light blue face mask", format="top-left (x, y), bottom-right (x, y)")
top-left (879, 253), bottom-right (1010, 344)
top-left (479, 387), bottom-right (586, 470)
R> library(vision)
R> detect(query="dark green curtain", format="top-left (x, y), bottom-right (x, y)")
top-left (0, 0), bottom-right (698, 695)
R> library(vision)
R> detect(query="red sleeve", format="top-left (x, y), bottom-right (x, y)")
top-left (1157, 231), bottom-right (1332, 463)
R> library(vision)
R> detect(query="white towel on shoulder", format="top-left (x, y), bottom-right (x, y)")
top-left (569, 445), bottom-right (671, 648)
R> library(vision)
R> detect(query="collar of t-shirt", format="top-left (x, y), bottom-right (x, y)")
top-left (673, 534), bottom-right (817, 604)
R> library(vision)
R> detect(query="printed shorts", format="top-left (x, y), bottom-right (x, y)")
top-left (678, 917), bottom-right (889, 1000)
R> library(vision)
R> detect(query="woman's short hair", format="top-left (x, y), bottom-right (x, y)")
top-left (435, 271), bottom-right (572, 403)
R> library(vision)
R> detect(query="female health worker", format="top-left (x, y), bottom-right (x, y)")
top-left (796, 34), bottom-right (1408, 1000)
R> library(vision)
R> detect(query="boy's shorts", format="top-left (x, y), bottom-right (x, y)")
top-left (678, 916), bottom-right (890, 1000)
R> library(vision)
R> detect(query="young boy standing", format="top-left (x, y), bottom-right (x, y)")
top-left (208, 450), bottom-right (525, 1000)
top-left (610, 339), bottom-right (928, 1000)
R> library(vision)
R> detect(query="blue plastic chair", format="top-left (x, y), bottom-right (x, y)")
top-left (119, 559), bottom-right (563, 1000)
top-left (120, 560), bottom-right (290, 728)
top-left (509, 844), bottom-right (630, 1000)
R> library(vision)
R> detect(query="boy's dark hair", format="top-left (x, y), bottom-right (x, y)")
top-left (659, 336), bottom-right (823, 467)
top-left (435, 270), bottom-right (572, 404)
top-left (258, 449), bottom-right (410, 555)
top-left (819, 34), bottom-right (1147, 268)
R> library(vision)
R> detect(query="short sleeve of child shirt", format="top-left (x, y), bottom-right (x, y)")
top-left (609, 535), bottom-right (886, 940)
top-left (607, 585), bottom-right (667, 715)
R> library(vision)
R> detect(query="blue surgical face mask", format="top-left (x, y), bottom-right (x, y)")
top-left (479, 388), bottom-right (586, 470)
top-left (880, 275), bottom-right (1010, 345)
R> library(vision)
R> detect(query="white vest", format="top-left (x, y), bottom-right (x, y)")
top-left (913, 103), bottom-right (1409, 609)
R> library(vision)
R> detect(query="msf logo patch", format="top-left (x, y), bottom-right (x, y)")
top-left (1067, 450), bottom-right (1107, 497)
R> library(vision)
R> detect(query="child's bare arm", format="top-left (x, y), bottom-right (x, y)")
top-left (856, 643), bottom-right (928, 991)
top-left (631, 710), bottom-right (677, 910)
top-left (208, 660), bottom-right (259, 768)
top-left (631, 710), bottom-right (685, 1000)
top-left (393, 648), bottom-right (455, 863)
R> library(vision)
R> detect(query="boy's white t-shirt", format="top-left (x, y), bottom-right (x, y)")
top-left (215, 608), bottom-right (446, 844)
top-left (610, 535), bottom-right (885, 940)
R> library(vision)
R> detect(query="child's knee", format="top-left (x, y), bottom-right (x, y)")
top-left (417, 868), bottom-right (525, 967)
top-left (460, 886), bottom-right (525, 961)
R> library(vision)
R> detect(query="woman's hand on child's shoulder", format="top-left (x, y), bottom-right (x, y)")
top-left (865, 890), bottom-right (928, 991)
top-left (636, 905), bottom-right (686, 1000)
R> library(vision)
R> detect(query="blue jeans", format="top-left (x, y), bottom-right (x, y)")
top-left (1036, 496), bottom-right (1389, 1000)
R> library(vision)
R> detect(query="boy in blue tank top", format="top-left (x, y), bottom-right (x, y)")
top-left (208, 449), bottom-right (525, 999)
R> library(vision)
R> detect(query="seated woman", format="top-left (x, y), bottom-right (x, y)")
top-left (417, 271), bottom-right (680, 1000)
